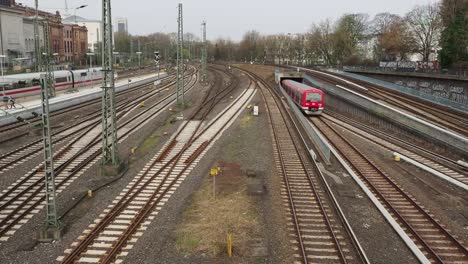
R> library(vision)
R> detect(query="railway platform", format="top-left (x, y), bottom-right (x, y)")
top-left (0, 72), bottom-right (166, 125)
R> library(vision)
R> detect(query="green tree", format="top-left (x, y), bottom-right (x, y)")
top-left (114, 32), bottom-right (131, 53)
top-left (439, 0), bottom-right (468, 68)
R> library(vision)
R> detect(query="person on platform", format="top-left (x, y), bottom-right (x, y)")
top-left (2, 95), bottom-right (8, 109)
top-left (8, 96), bottom-right (16, 109)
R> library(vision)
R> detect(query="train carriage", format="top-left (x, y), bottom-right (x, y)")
top-left (0, 68), bottom-right (103, 98)
top-left (281, 79), bottom-right (324, 115)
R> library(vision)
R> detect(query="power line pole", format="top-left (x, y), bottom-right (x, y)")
top-left (43, 21), bottom-right (56, 98)
top-left (130, 38), bottom-right (134, 66)
top-left (201, 21), bottom-right (207, 83)
top-left (37, 73), bottom-right (62, 242)
top-left (176, 3), bottom-right (184, 106)
top-left (34, 0), bottom-right (41, 72)
top-left (101, 0), bottom-right (119, 167)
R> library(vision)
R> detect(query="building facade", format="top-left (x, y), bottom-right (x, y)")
top-left (63, 24), bottom-right (73, 61)
top-left (115, 17), bottom-right (128, 34)
top-left (63, 15), bottom-right (101, 53)
top-left (0, 0), bottom-right (92, 69)
top-left (0, 2), bottom-right (26, 62)
top-left (72, 24), bottom-right (88, 64)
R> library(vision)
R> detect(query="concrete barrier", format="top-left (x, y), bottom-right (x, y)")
top-left (303, 75), bottom-right (468, 154)
top-left (329, 69), bottom-right (468, 113)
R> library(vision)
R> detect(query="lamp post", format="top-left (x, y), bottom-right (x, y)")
top-left (52, 53), bottom-right (59, 71)
top-left (86, 53), bottom-right (95, 69)
top-left (74, 5), bottom-right (88, 23)
top-left (86, 53), bottom-right (95, 88)
top-left (0, 55), bottom-right (6, 95)
top-left (136, 51), bottom-right (142, 68)
top-left (113, 51), bottom-right (119, 66)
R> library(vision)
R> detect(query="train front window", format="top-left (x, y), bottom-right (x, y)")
top-left (306, 93), bottom-right (321, 102)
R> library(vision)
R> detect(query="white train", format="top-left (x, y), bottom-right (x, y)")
top-left (0, 68), bottom-right (103, 98)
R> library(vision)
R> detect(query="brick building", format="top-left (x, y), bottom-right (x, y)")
top-left (0, 0), bottom-right (89, 67)
top-left (16, 2), bottom-right (64, 60)
top-left (71, 24), bottom-right (88, 64)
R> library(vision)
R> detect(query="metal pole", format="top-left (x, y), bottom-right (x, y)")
top-left (176, 3), bottom-right (184, 106)
top-left (0, 56), bottom-right (4, 94)
top-left (101, 0), bottom-right (118, 166)
top-left (181, 4), bottom-right (184, 104)
top-left (43, 21), bottom-right (55, 98)
top-left (38, 73), bottom-right (62, 241)
top-left (201, 21), bottom-right (207, 83)
top-left (34, 0), bottom-right (41, 72)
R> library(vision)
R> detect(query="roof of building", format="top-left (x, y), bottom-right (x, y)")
top-left (62, 15), bottom-right (100, 23)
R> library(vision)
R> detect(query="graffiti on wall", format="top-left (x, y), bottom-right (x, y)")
top-left (380, 61), bottom-right (440, 71)
top-left (394, 79), bottom-right (467, 104)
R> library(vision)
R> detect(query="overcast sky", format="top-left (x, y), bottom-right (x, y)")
top-left (18, 0), bottom-right (437, 40)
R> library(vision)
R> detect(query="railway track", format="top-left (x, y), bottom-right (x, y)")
top-left (311, 117), bottom-right (468, 263)
top-left (0, 69), bottom-right (199, 243)
top-left (0, 72), bottom-right (176, 143)
top-left (240, 67), bottom-right (367, 264)
top-left (302, 68), bottom-right (468, 138)
top-left (322, 111), bottom-right (468, 189)
top-left (0, 75), bottom-right (180, 174)
top-left (58, 67), bottom-right (255, 263)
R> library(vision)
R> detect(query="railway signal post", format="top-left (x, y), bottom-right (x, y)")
top-left (154, 51), bottom-right (161, 86)
top-left (37, 74), bottom-right (63, 242)
top-left (176, 3), bottom-right (185, 106)
top-left (100, 0), bottom-right (121, 172)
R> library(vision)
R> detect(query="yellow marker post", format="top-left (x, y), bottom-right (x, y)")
top-left (87, 190), bottom-right (93, 198)
top-left (227, 233), bottom-right (233, 257)
top-left (210, 168), bottom-right (218, 199)
top-left (139, 101), bottom-right (145, 107)
top-left (394, 154), bottom-right (401, 162)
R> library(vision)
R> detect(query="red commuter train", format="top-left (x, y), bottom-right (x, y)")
top-left (281, 79), bottom-right (324, 115)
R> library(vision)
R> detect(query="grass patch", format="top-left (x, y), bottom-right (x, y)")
top-left (133, 112), bottom-right (179, 158)
top-left (239, 114), bottom-right (253, 128)
top-left (176, 232), bottom-right (201, 254)
top-left (175, 176), bottom-right (260, 257)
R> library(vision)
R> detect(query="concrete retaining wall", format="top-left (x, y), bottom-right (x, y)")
top-left (303, 75), bottom-right (468, 154)
top-left (340, 69), bottom-right (468, 112)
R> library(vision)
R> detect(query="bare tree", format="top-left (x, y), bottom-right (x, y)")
top-left (371, 13), bottom-right (401, 35)
top-left (405, 3), bottom-right (442, 61)
top-left (336, 13), bottom-right (369, 48)
top-left (309, 20), bottom-right (336, 65)
top-left (370, 13), bottom-right (414, 61)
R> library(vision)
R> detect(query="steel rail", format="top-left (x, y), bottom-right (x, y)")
top-left (313, 117), bottom-right (468, 263)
